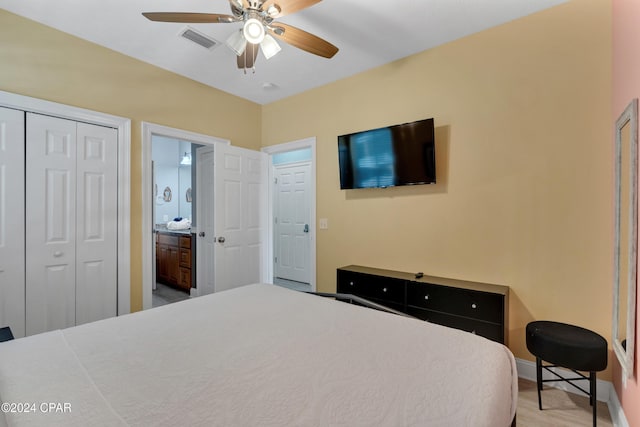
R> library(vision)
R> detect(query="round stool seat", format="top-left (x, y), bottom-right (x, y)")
top-left (526, 321), bottom-right (607, 372)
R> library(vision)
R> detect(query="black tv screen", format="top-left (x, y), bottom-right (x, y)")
top-left (338, 118), bottom-right (436, 189)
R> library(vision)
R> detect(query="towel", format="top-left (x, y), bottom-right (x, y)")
top-left (167, 218), bottom-right (191, 230)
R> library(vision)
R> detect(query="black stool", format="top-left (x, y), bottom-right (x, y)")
top-left (526, 321), bottom-right (607, 427)
top-left (0, 326), bottom-right (14, 343)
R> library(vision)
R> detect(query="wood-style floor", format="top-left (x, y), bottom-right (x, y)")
top-left (517, 378), bottom-right (613, 426)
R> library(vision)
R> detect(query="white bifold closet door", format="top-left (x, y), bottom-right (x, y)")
top-left (0, 107), bottom-right (26, 338)
top-left (25, 113), bottom-right (118, 336)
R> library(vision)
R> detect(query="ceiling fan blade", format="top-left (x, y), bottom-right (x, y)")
top-left (261, 0), bottom-right (321, 18)
top-left (237, 43), bottom-right (259, 69)
top-left (269, 23), bottom-right (338, 58)
top-left (142, 12), bottom-right (237, 24)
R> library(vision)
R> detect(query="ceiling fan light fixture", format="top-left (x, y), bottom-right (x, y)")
top-left (260, 34), bottom-right (281, 59)
top-left (226, 29), bottom-right (247, 55)
top-left (243, 18), bottom-right (265, 44)
top-left (266, 4), bottom-right (282, 17)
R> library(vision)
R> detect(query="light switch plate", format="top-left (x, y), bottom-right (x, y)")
top-left (319, 218), bottom-right (328, 229)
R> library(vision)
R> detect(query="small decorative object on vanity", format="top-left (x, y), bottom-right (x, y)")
top-left (337, 265), bottom-right (509, 344)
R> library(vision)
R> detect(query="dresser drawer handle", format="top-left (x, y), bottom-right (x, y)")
top-left (349, 281), bottom-right (354, 286)
top-left (471, 303), bottom-right (477, 309)
top-left (424, 295), bottom-right (430, 300)
top-left (382, 288), bottom-right (387, 292)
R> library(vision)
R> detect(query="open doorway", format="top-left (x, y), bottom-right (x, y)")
top-left (263, 138), bottom-right (317, 292)
top-left (272, 149), bottom-right (312, 291)
top-left (141, 123), bottom-right (230, 310)
top-left (151, 135), bottom-right (201, 307)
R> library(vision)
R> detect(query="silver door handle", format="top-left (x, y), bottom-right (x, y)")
top-left (218, 237), bottom-right (225, 243)
top-left (303, 224), bottom-right (309, 233)
top-left (199, 231), bottom-right (205, 237)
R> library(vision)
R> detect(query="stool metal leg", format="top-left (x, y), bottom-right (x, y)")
top-left (590, 371), bottom-right (596, 427)
top-left (536, 357), bottom-right (543, 410)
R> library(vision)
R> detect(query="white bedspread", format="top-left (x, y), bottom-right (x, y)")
top-left (0, 284), bottom-right (517, 426)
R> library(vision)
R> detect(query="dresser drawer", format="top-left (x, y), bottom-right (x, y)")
top-left (406, 307), bottom-right (504, 343)
top-left (337, 270), bottom-right (405, 305)
top-left (407, 282), bottom-right (503, 324)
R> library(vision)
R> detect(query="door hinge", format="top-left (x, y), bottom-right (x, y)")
top-left (274, 177), bottom-right (278, 184)
top-left (274, 217), bottom-right (278, 224)
top-left (274, 257), bottom-right (278, 263)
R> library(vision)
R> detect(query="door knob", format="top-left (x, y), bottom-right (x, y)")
top-left (53, 251), bottom-right (63, 258)
top-left (303, 224), bottom-right (309, 233)
top-left (199, 231), bottom-right (205, 237)
top-left (218, 237), bottom-right (226, 243)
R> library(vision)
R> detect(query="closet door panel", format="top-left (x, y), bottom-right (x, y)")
top-left (0, 107), bottom-right (25, 338)
top-left (75, 123), bottom-right (118, 325)
top-left (26, 113), bottom-right (77, 335)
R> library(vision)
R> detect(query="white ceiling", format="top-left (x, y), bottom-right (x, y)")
top-left (1, 0), bottom-right (567, 105)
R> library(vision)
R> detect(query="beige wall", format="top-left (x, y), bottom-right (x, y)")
top-left (0, 10), bottom-right (262, 311)
top-left (0, 1), bottom-right (615, 373)
top-left (262, 0), bottom-right (612, 369)
top-left (612, 0), bottom-right (640, 421)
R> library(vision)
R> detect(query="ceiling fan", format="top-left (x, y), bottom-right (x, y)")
top-left (142, 0), bottom-right (339, 72)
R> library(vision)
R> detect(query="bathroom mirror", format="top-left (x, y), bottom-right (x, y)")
top-left (613, 98), bottom-right (638, 379)
top-left (152, 138), bottom-right (193, 224)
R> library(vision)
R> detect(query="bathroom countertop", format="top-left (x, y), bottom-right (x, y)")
top-left (155, 225), bottom-right (193, 236)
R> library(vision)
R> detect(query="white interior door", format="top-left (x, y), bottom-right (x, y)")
top-left (196, 145), bottom-right (216, 295)
top-left (274, 162), bottom-right (311, 284)
top-left (26, 113), bottom-right (78, 335)
top-left (26, 113), bottom-right (117, 335)
top-left (0, 107), bottom-right (25, 337)
top-left (151, 161), bottom-right (157, 291)
top-left (75, 122), bottom-right (118, 325)
top-left (214, 144), bottom-right (266, 292)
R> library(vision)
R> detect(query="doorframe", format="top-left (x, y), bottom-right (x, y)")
top-left (141, 122), bottom-right (229, 310)
top-left (262, 137), bottom-right (317, 292)
top-left (0, 90), bottom-right (132, 316)
top-left (194, 144), bottom-right (215, 296)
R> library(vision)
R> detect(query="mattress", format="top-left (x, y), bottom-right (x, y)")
top-left (0, 284), bottom-right (517, 426)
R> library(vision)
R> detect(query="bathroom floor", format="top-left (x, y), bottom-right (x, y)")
top-left (152, 282), bottom-right (190, 308)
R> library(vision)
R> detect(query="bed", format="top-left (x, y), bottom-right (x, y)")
top-left (0, 284), bottom-right (517, 426)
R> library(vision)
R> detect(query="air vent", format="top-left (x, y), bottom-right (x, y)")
top-left (179, 27), bottom-right (219, 50)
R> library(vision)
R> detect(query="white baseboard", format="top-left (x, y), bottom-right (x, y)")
top-left (606, 383), bottom-right (630, 427)
top-left (516, 358), bottom-right (629, 427)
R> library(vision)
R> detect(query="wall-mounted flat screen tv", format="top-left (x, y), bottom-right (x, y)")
top-left (338, 118), bottom-right (436, 189)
